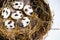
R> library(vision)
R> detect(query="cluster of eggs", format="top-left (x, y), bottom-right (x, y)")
top-left (1, 1), bottom-right (33, 29)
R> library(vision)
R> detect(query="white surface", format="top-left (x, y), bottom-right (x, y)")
top-left (45, 30), bottom-right (60, 40)
top-left (48, 0), bottom-right (60, 28)
top-left (45, 0), bottom-right (60, 40)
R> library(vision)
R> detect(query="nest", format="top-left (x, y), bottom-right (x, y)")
top-left (0, 0), bottom-right (52, 40)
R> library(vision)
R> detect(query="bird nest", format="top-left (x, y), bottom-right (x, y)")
top-left (0, 0), bottom-right (52, 40)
